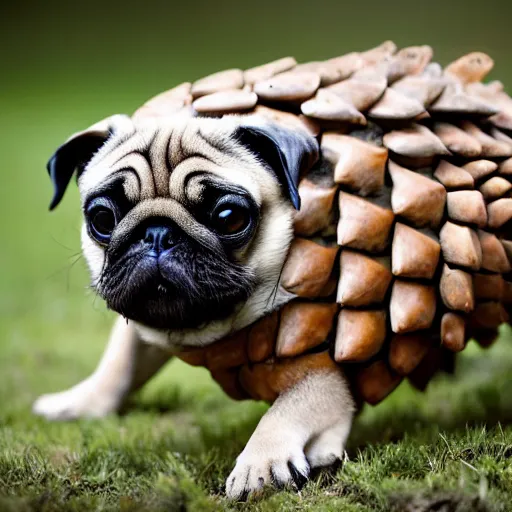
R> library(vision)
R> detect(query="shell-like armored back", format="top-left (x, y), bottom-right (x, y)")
top-left (134, 42), bottom-right (512, 406)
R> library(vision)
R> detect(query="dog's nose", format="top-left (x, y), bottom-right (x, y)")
top-left (144, 226), bottom-right (175, 254)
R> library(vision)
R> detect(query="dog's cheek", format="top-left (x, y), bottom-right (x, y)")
top-left (81, 223), bottom-right (105, 286)
top-left (246, 199), bottom-right (294, 280)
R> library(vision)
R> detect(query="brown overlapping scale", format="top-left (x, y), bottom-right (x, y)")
top-left (254, 71), bottom-right (321, 102)
top-left (360, 41), bottom-right (397, 64)
top-left (384, 123), bottom-right (449, 158)
top-left (429, 81), bottom-right (497, 117)
top-left (459, 121), bottom-right (512, 158)
top-left (323, 53), bottom-right (362, 80)
top-left (434, 160), bottom-right (474, 189)
top-left (469, 302), bottom-right (510, 330)
top-left (408, 347), bottom-right (454, 391)
top-left (440, 222), bottom-right (482, 270)
top-left (480, 177), bottom-right (512, 200)
top-left (246, 311), bottom-right (279, 363)
top-left (432, 123), bottom-right (481, 158)
top-left (440, 264), bottom-right (475, 312)
top-left (462, 159), bottom-right (498, 181)
top-left (132, 82), bottom-right (193, 120)
top-left (446, 190), bottom-right (487, 227)
top-left (491, 127), bottom-right (512, 147)
top-left (244, 57), bottom-right (297, 85)
top-left (334, 309), bottom-right (387, 362)
top-left (368, 88), bottom-right (426, 120)
top-left (275, 302), bottom-right (338, 357)
top-left (389, 333), bottom-right (431, 375)
top-left (281, 238), bottom-right (339, 297)
top-left (211, 367), bottom-right (250, 400)
top-left (253, 105), bottom-right (318, 136)
top-left (478, 230), bottom-right (512, 273)
top-left (391, 223), bottom-right (440, 279)
top-left (466, 81), bottom-right (512, 131)
top-left (388, 161), bottom-right (446, 228)
top-left (487, 199), bottom-right (512, 229)
top-left (445, 52), bottom-right (494, 84)
top-left (322, 133), bottom-right (388, 195)
top-left (205, 331), bottom-right (248, 371)
top-left (191, 69), bottom-right (244, 98)
top-left (294, 61), bottom-right (348, 87)
top-left (239, 352), bottom-right (337, 402)
top-left (391, 67), bottom-right (446, 107)
top-left (355, 360), bottom-right (402, 405)
top-left (155, 42), bottom-right (512, 408)
top-left (473, 273), bottom-right (505, 301)
top-left (301, 90), bottom-right (367, 125)
top-left (326, 75), bottom-right (387, 111)
top-left (293, 179), bottom-right (337, 236)
top-left (390, 280), bottom-right (436, 333)
top-left (192, 90), bottom-right (258, 114)
top-left (386, 45), bottom-right (433, 83)
top-left (337, 192), bottom-right (395, 252)
top-left (337, 251), bottom-right (392, 306)
top-left (441, 313), bottom-right (466, 352)
top-left (503, 241), bottom-right (512, 265)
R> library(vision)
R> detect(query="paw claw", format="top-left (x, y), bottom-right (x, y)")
top-left (288, 460), bottom-right (309, 489)
top-left (225, 442), bottom-right (310, 499)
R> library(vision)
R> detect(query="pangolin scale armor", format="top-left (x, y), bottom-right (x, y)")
top-left (133, 41), bottom-right (512, 406)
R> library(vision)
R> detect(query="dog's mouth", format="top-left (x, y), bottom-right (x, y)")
top-left (96, 244), bottom-right (256, 330)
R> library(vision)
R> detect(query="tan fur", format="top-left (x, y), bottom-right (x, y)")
top-left (34, 114), bottom-right (355, 498)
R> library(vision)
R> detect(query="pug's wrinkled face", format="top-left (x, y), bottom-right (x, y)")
top-left (48, 114), bottom-right (318, 345)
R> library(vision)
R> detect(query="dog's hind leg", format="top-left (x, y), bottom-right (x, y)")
top-left (33, 316), bottom-right (172, 420)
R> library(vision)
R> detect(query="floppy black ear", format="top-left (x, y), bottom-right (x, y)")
top-left (47, 114), bottom-right (132, 210)
top-left (235, 122), bottom-right (319, 210)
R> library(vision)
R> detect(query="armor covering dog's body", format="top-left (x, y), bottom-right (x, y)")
top-left (34, 42), bottom-right (512, 499)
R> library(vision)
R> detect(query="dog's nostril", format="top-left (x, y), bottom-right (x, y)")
top-left (143, 226), bottom-right (173, 253)
top-left (162, 235), bottom-right (174, 250)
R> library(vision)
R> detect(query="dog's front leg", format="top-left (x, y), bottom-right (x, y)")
top-left (33, 316), bottom-right (172, 420)
top-left (226, 368), bottom-right (355, 499)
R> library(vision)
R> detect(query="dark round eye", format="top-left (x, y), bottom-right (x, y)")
top-left (86, 198), bottom-right (118, 244)
top-left (209, 194), bottom-right (255, 239)
top-left (212, 204), bottom-right (250, 235)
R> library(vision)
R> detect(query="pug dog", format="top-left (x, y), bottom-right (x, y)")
top-left (33, 113), bottom-right (355, 499)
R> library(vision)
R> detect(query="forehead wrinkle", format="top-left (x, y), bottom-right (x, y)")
top-left (168, 122), bottom-right (187, 169)
top-left (82, 168), bottom-right (141, 205)
top-left (120, 168), bottom-right (141, 203)
top-left (184, 124), bottom-right (251, 169)
top-left (80, 152), bottom-right (155, 199)
top-left (168, 122), bottom-right (264, 199)
top-left (90, 128), bottom-right (147, 170)
top-left (196, 125), bottom-right (255, 166)
top-left (149, 126), bottom-right (173, 197)
top-left (168, 157), bottom-right (222, 203)
top-left (114, 153), bottom-right (155, 200)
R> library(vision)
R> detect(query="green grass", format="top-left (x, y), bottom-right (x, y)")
top-left (2, 5), bottom-right (512, 508)
top-left (2, 326), bottom-right (512, 512)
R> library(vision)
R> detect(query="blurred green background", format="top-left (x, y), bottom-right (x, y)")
top-left (1, 1), bottom-right (512, 509)
top-left (1, 0), bottom-right (511, 361)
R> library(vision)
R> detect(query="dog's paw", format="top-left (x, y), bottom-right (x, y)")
top-left (32, 378), bottom-right (120, 421)
top-left (225, 436), bottom-right (310, 500)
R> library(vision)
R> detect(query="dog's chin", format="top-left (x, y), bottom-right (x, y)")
top-left (99, 251), bottom-right (255, 331)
